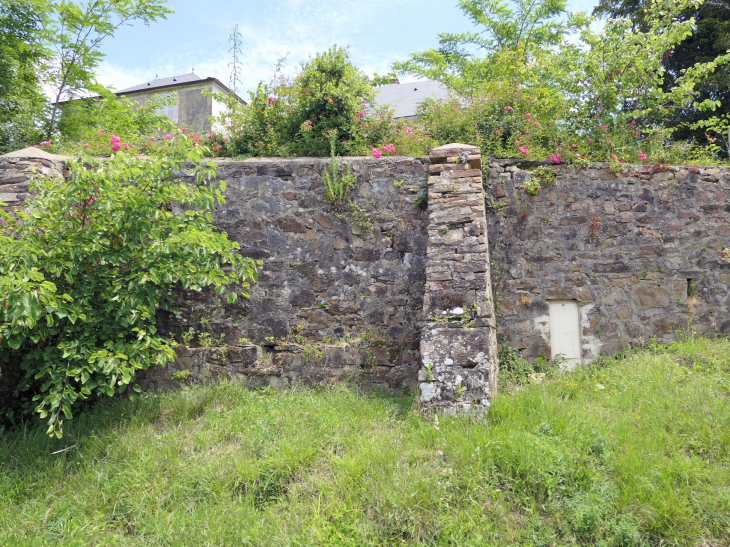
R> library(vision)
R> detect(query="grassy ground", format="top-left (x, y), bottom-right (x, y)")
top-left (1, 337), bottom-right (729, 546)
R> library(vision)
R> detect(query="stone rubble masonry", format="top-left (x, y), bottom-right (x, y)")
top-left (486, 159), bottom-right (730, 362)
top-left (4, 147), bottom-right (729, 402)
top-left (418, 144), bottom-right (499, 415)
top-left (0, 156), bottom-right (65, 215)
top-left (146, 155), bottom-right (432, 392)
top-left (0, 152), bottom-right (431, 395)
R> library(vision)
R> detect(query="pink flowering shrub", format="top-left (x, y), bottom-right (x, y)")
top-left (547, 153), bottom-right (562, 164)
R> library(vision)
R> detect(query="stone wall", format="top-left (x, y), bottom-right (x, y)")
top-left (486, 160), bottom-right (730, 363)
top-left (4, 147), bottom-right (730, 403)
top-left (149, 155), bottom-right (431, 392)
top-left (0, 154), bottom-right (65, 214)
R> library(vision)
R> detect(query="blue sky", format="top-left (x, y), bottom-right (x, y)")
top-left (97, 0), bottom-right (601, 96)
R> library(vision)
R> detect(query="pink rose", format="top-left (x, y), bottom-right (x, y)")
top-left (358, 111), bottom-right (365, 118)
top-left (166, 134), bottom-right (173, 140)
top-left (548, 153), bottom-right (562, 164)
top-left (268, 96), bottom-right (277, 104)
top-left (83, 143), bottom-right (89, 148)
top-left (181, 128), bottom-right (187, 133)
top-left (372, 148), bottom-right (382, 159)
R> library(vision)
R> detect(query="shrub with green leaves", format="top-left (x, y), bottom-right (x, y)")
top-left (211, 46), bottom-right (377, 157)
top-left (288, 45), bottom-right (375, 156)
top-left (0, 136), bottom-right (259, 436)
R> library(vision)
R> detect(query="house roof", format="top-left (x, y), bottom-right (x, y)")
top-left (115, 72), bottom-right (246, 104)
top-left (373, 80), bottom-right (449, 119)
top-left (53, 73), bottom-right (247, 106)
top-left (116, 72), bottom-right (205, 94)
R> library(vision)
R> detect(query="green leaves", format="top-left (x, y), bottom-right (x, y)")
top-left (394, 0), bottom-right (575, 95)
top-left (44, 0), bottom-right (173, 138)
top-left (0, 140), bottom-right (259, 437)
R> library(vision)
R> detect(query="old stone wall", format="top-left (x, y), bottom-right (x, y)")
top-left (486, 160), bottom-right (730, 364)
top-left (0, 154), bottom-right (65, 214)
top-left (4, 147), bottom-right (730, 401)
top-left (150, 155), bottom-right (431, 392)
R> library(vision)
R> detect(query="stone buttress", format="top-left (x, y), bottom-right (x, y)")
top-left (419, 144), bottom-right (499, 414)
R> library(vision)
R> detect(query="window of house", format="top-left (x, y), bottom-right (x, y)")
top-left (154, 93), bottom-right (179, 124)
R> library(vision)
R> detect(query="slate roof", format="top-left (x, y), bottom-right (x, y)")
top-left (373, 80), bottom-right (449, 119)
top-left (116, 72), bottom-right (205, 94)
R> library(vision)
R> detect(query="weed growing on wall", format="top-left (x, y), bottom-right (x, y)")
top-left (0, 135), bottom-right (260, 437)
top-left (321, 131), bottom-right (356, 206)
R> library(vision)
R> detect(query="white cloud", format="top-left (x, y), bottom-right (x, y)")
top-left (96, 0), bottom-right (414, 95)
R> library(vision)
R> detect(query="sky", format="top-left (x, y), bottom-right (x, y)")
top-left (96, 0), bottom-right (601, 97)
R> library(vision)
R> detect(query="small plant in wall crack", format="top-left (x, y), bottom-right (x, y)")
top-left (532, 166), bottom-right (556, 187)
top-left (198, 332), bottom-right (226, 348)
top-left (453, 381), bottom-right (463, 401)
top-left (522, 177), bottom-right (542, 196)
top-left (172, 370), bottom-right (191, 382)
top-left (361, 350), bottom-right (376, 373)
top-left (412, 180), bottom-right (428, 210)
top-left (181, 329), bottom-right (195, 345)
top-left (322, 130), bottom-right (357, 208)
top-left (519, 294), bottom-right (532, 307)
top-left (349, 202), bottom-right (374, 234)
top-left (302, 344), bottom-right (324, 364)
top-left (424, 362), bottom-right (435, 382)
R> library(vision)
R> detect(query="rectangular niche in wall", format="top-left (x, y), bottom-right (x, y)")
top-left (548, 300), bottom-right (582, 369)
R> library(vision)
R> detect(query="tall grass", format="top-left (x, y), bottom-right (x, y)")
top-left (1, 337), bottom-right (729, 546)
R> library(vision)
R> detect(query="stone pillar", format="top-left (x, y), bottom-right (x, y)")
top-left (419, 143), bottom-right (498, 414)
top-left (0, 152), bottom-right (66, 215)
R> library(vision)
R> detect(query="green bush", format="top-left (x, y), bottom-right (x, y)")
top-left (289, 45), bottom-right (375, 156)
top-left (212, 46), bottom-right (377, 158)
top-left (0, 136), bottom-right (260, 436)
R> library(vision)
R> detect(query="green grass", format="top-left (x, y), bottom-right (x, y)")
top-left (1, 337), bottom-right (729, 546)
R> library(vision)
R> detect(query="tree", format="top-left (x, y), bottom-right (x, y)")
top-left (0, 0), bottom-right (49, 153)
top-left (0, 136), bottom-right (260, 437)
top-left (393, 0), bottom-right (576, 95)
top-left (44, 0), bottom-right (172, 139)
top-left (593, 0), bottom-right (730, 145)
